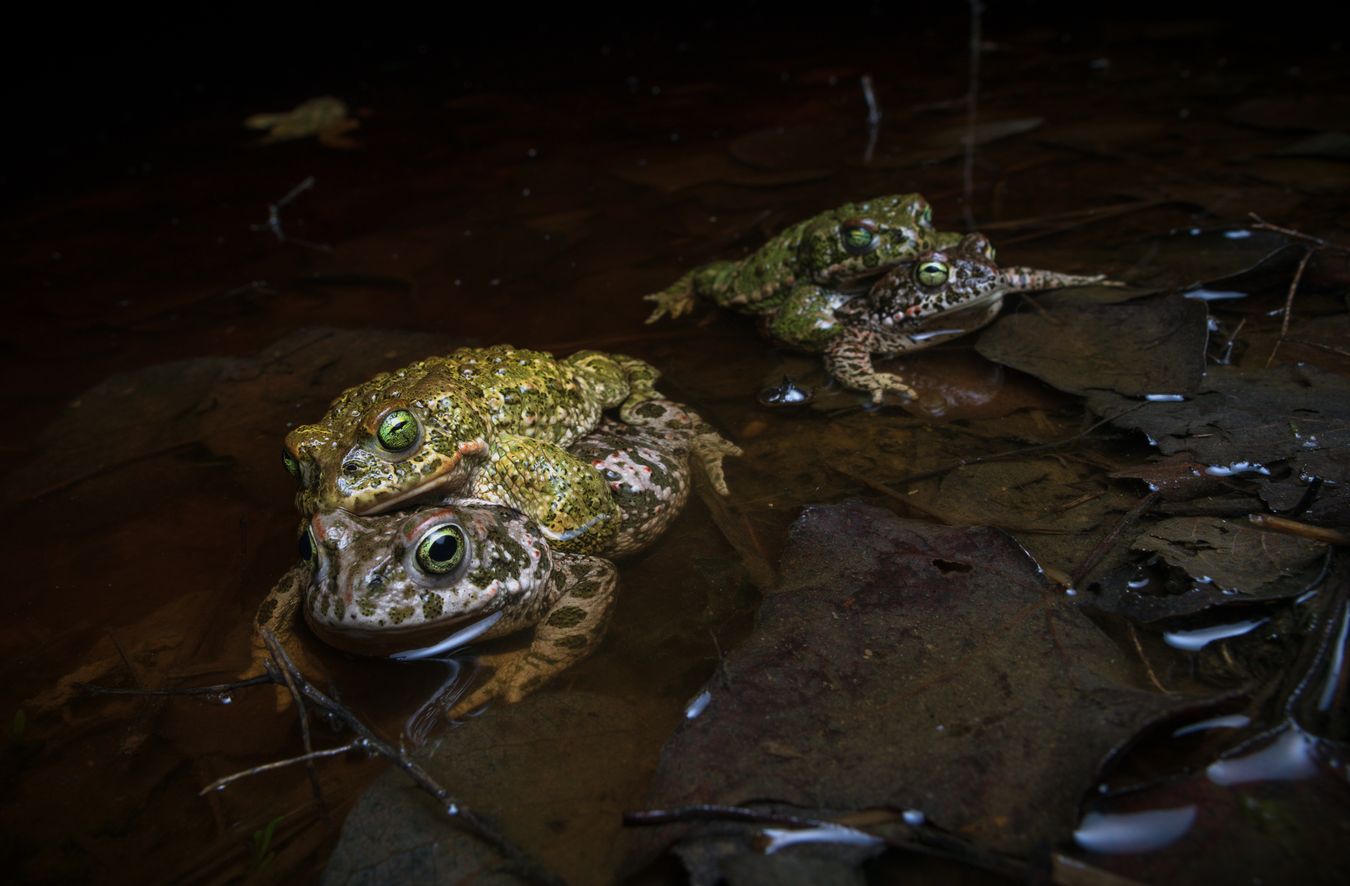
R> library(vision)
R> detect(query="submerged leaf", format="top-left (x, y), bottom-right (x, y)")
top-left (630, 502), bottom-right (1199, 870)
top-left (1133, 517), bottom-right (1327, 597)
top-left (1086, 365), bottom-right (1350, 475)
top-left (976, 293), bottom-right (1208, 396)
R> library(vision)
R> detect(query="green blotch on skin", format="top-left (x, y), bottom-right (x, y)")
top-left (546, 606), bottom-right (588, 629)
top-left (570, 581), bottom-right (603, 600)
top-left (421, 592), bottom-right (444, 620)
top-left (552, 634), bottom-right (590, 650)
top-left (389, 605), bottom-right (416, 625)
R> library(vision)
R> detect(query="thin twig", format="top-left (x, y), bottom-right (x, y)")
top-left (80, 634), bottom-right (564, 886)
top-left (262, 632), bottom-right (325, 809)
top-left (1067, 490), bottom-right (1161, 590)
top-left (1216, 316), bottom-right (1246, 366)
top-left (77, 674), bottom-right (274, 697)
top-left (200, 742), bottom-right (362, 795)
top-left (880, 405), bottom-right (1145, 489)
top-left (1248, 513), bottom-right (1350, 546)
top-left (256, 630), bottom-right (562, 886)
top-left (1126, 622), bottom-right (1168, 694)
top-left (1264, 246), bottom-right (1315, 368)
top-left (1247, 214), bottom-right (1350, 254)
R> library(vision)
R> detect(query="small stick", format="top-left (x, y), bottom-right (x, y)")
top-left (1264, 246), bottom-right (1314, 368)
top-left (1067, 490), bottom-right (1161, 590)
top-left (262, 633), bottom-right (325, 808)
top-left (882, 405), bottom-right (1144, 489)
top-left (1247, 214), bottom-right (1350, 254)
top-left (1248, 514), bottom-right (1350, 546)
top-left (77, 674), bottom-right (274, 698)
top-left (1127, 621), bottom-right (1169, 694)
top-left (200, 741), bottom-right (362, 795)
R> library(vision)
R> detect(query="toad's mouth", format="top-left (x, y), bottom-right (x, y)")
top-left (354, 444), bottom-right (483, 516)
top-left (306, 609), bottom-right (504, 659)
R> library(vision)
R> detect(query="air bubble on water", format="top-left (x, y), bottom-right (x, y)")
top-left (1172, 713), bottom-right (1251, 738)
top-left (1073, 805), bottom-right (1197, 854)
top-left (1207, 726), bottom-right (1318, 785)
top-left (684, 689), bottom-right (712, 720)
top-left (1164, 617), bottom-right (1268, 651)
top-left (1205, 461), bottom-right (1270, 477)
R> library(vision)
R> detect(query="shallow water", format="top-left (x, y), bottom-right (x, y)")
top-left (3, 11), bottom-right (1349, 885)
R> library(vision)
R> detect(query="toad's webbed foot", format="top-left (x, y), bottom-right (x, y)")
top-left (643, 272), bottom-right (699, 323)
top-left (856, 371), bottom-right (918, 403)
top-left (449, 555), bottom-right (617, 716)
top-left (692, 431), bottom-right (742, 496)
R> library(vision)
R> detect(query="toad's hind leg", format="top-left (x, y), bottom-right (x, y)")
top-left (474, 433), bottom-right (619, 554)
top-left (452, 554), bottom-right (618, 713)
top-left (563, 350), bottom-right (664, 421)
top-left (643, 261), bottom-right (736, 322)
top-left (613, 398), bottom-right (742, 497)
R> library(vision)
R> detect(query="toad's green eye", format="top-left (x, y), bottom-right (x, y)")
top-left (841, 223), bottom-right (877, 255)
top-left (416, 525), bottom-right (466, 575)
top-left (916, 261), bottom-right (950, 287)
top-left (377, 409), bottom-right (418, 452)
top-left (919, 205), bottom-right (933, 226)
top-left (282, 449), bottom-right (301, 482)
top-left (298, 526), bottom-right (318, 567)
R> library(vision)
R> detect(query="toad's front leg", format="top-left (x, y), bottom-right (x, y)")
top-left (474, 434), bottom-right (619, 554)
top-left (451, 554), bottom-right (618, 714)
top-left (823, 331), bottom-right (917, 402)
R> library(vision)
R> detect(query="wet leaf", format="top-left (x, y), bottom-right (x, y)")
top-left (1133, 517), bottom-right (1327, 596)
top-left (1085, 365), bottom-right (1350, 477)
top-left (975, 293), bottom-right (1208, 396)
top-left (933, 458), bottom-right (1118, 533)
top-left (1090, 228), bottom-right (1294, 294)
top-left (629, 502), bottom-right (1199, 870)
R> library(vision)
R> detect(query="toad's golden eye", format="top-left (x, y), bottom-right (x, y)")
top-left (415, 525), bottom-right (467, 575)
top-left (298, 525), bottom-right (318, 568)
top-left (841, 221), bottom-right (878, 255)
top-left (377, 409), bottom-right (419, 452)
top-left (282, 448), bottom-right (301, 483)
top-left (916, 261), bottom-right (950, 287)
